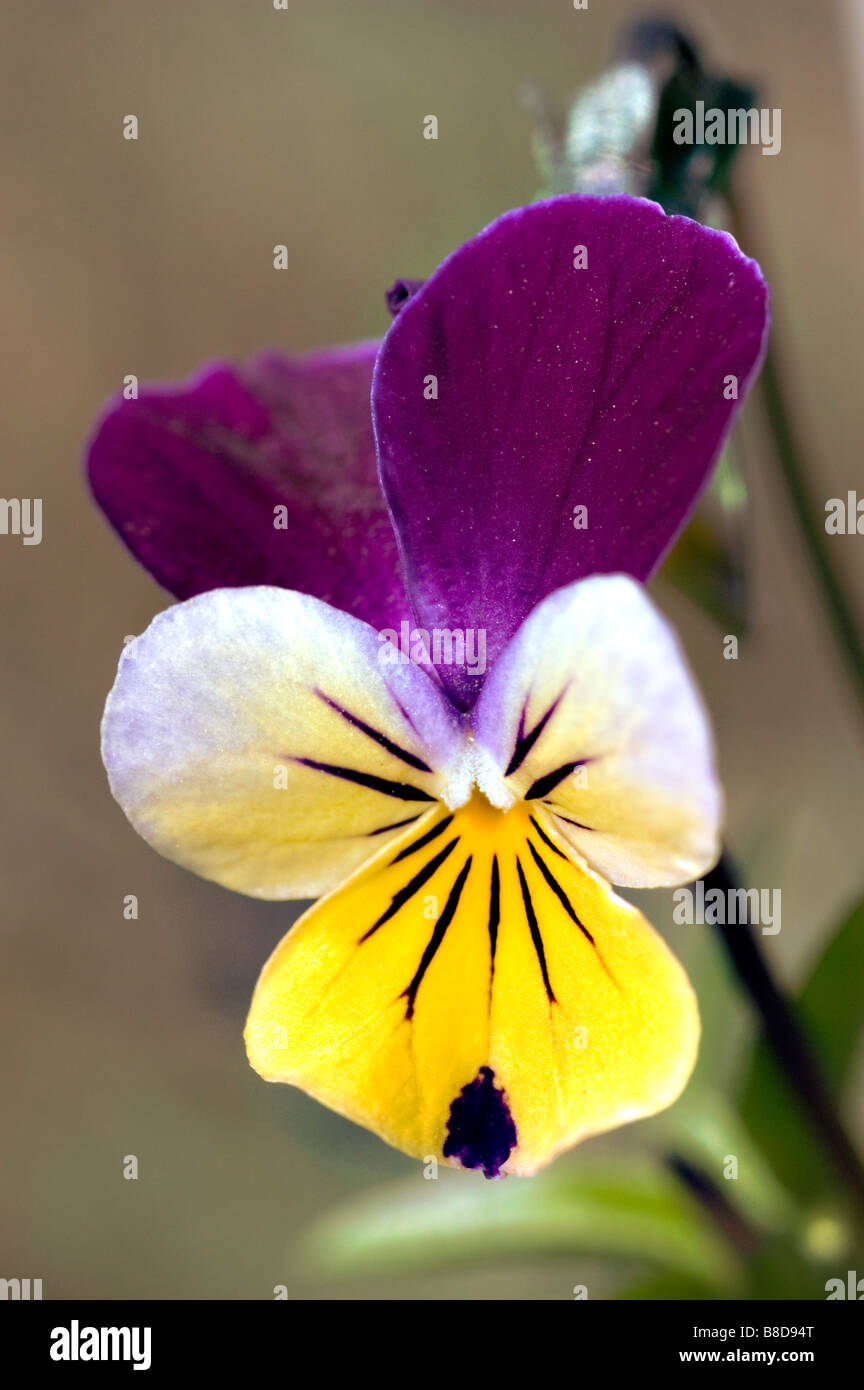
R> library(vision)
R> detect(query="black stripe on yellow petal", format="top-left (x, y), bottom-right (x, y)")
top-left (488, 855), bottom-right (501, 982)
top-left (292, 757), bottom-right (437, 802)
top-left (504, 690), bottom-right (566, 776)
top-left (526, 838), bottom-right (595, 945)
top-left (515, 855), bottom-right (556, 1003)
top-left (360, 836), bottom-right (459, 941)
top-left (546, 805), bottom-right (596, 832)
top-left (525, 758), bottom-right (592, 800)
top-left (314, 690), bottom-right (433, 773)
top-left (367, 814), bottom-right (423, 837)
top-left (528, 814), bottom-right (569, 859)
top-left (526, 836), bottom-right (618, 986)
top-left (402, 856), bottom-right (472, 1018)
top-left (390, 813), bottom-right (454, 864)
top-left (245, 797), bottom-right (699, 1177)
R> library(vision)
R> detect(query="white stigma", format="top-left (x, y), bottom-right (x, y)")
top-left (439, 734), bottom-right (516, 812)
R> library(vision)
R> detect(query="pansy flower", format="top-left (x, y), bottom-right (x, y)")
top-left (89, 195), bottom-right (768, 1177)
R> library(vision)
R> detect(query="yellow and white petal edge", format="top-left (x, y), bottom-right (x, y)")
top-left (472, 575), bottom-right (722, 888)
top-left (245, 797), bottom-right (699, 1176)
top-left (101, 587), bottom-right (465, 898)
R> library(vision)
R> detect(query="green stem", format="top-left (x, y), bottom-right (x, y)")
top-left (666, 1152), bottom-right (762, 1257)
top-left (727, 186), bottom-right (864, 718)
top-left (705, 854), bottom-right (864, 1234)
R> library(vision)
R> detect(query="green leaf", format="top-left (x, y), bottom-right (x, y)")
top-left (744, 1231), bottom-right (855, 1301)
top-left (738, 895), bottom-right (864, 1205)
top-left (616, 1271), bottom-right (719, 1300)
top-left (299, 1158), bottom-right (739, 1287)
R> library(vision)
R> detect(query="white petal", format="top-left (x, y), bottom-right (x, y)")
top-left (102, 587), bottom-right (466, 898)
top-left (472, 575), bottom-right (721, 887)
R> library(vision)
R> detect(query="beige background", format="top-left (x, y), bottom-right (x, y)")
top-left (0, 0), bottom-right (862, 1299)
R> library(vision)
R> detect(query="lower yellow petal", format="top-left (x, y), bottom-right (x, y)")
top-left (245, 797), bottom-right (699, 1175)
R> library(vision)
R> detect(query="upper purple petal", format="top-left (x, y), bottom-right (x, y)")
top-left (86, 342), bottom-right (409, 632)
top-left (372, 194), bottom-right (769, 710)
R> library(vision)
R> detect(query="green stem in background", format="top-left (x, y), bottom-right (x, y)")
top-left (666, 1152), bottom-right (762, 1258)
top-left (705, 853), bottom-right (864, 1235)
top-left (726, 186), bottom-right (864, 719)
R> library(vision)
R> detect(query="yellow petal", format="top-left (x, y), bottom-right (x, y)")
top-left (245, 796), bottom-right (699, 1175)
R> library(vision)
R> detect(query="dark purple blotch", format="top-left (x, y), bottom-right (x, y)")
top-left (442, 1066), bottom-right (517, 1178)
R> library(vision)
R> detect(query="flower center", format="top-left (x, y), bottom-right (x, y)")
top-left (440, 729), bottom-right (517, 813)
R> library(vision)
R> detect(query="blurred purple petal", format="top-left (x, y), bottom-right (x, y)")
top-left (86, 342), bottom-right (409, 631)
top-left (373, 194), bottom-right (769, 709)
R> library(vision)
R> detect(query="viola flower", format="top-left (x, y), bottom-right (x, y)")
top-left (88, 195), bottom-right (768, 1177)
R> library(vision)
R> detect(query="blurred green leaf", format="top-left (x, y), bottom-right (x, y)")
top-left (744, 1230), bottom-right (854, 1301)
top-left (739, 895), bottom-right (864, 1204)
top-left (299, 1158), bottom-right (738, 1287)
top-left (616, 1271), bottom-right (719, 1300)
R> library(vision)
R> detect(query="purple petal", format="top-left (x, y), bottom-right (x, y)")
top-left (373, 194), bottom-right (769, 709)
top-left (86, 342), bottom-right (409, 632)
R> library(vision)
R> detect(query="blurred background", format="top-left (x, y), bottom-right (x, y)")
top-left (0, 0), bottom-right (862, 1299)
